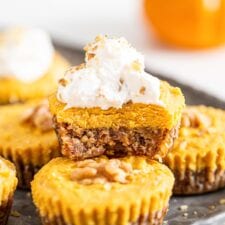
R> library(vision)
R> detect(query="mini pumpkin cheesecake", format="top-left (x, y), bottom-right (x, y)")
top-left (0, 157), bottom-right (18, 225)
top-left (0, 27), bottom-right (69, 104)
top-left (164, 106), bottom-right (225, 195)
top-left (32, 156), bottom-right (174, 225)
top-left (0, 100), bottom-right (60, 188)
top-left (49, 35), bottom-right (185, 161)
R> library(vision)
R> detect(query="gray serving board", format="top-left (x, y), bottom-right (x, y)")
top-left (7, 45), bottom-right (225, 225)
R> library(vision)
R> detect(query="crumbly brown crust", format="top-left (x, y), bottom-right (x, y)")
top-left (0, 198), bottom-right (13, 225)
top-left (15, 162), bottom-right (41, 189)
top-left (181, 107), bottom-right (211, 128)
top-left (173, 168), bottom-right (225, 195)
top-left (40, 207), bottom-right (168, 225)
top-left (54, 117), bottom-right (179, 161)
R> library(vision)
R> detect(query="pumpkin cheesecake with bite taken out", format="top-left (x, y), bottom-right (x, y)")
top-left (0, 157), bottom-right (17, 225)
top-left (49, 35), bottom-right (185, 161)
top-left (0, 27), bottom-right (69, 104)
top-left (32, 156), bottom-right (174, 225)
top-left (164, 106), bottom-right (225, 195)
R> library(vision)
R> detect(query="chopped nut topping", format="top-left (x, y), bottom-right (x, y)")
top-left (86, 53), bottom-right (95, 61)
top-left (95, 35), bottom-right (105, 42)
top-left (62, 64), bottom-right (86, 83)
top-left (181, 108), bottom-right (211, 129)
top-left (65, 64), bottom-right (85, 75)
top-left (21, 100), bottom-right (53, 132)
top-left (71, 158), bottom-right (133, 185)
top-left (139, 86), bottom-right (146, 95)
top-left (119, 78), bottom-right (124, 85)
top-left (84, 35), bottom-right (105, 55)
top-left (59, 78), bottom-right (68, 87)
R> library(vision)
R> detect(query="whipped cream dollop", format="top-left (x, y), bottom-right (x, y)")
top-left (57, 35), bottom-right (162, 110)
top-left (0, 27), bottom-right (54, 83)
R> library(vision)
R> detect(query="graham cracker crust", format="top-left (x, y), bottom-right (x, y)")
top-left (54, 117), bottom-right (179, 161)
top-left (15, 162), bottom-right (41, 189)
top-left (173, 168), bottom-right (225, 195)
top-left (41, 207), bottom-right (168, 225)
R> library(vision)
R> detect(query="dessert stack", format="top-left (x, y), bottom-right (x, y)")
top-left (32, 35), bottom-right (185, 225)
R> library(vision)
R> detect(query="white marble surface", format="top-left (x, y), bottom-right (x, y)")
top-left (0, 0), bottom-right (225, 101)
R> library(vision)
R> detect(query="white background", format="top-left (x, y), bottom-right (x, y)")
top-left (0, 0), bottom-right (225, 101)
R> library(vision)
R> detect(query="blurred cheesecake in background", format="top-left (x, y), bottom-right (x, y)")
top-left (164, 106), bottom-right (225, 195)
top-left (0, 99), bottom-right (60, 188)
top-left (0, 27), bottom-right (69, 104)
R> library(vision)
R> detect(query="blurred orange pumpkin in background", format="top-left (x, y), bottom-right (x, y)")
top-left (144, 0), bottom-right (225, 48)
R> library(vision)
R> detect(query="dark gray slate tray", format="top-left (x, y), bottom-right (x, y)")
top-left (7, 45), bottom-right (225, 225)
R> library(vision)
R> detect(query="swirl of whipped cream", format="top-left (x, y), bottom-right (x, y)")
top-left (0, 27), bottom-right (54, 83)
top-left (57, 35), bottom-right (162, 110)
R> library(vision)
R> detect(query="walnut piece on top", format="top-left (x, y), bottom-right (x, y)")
top-left (71, 158), bottom-right (133, 185)
top-left (21, 100), bottom-right (53, 132)
top-left (181, 108), bottom-right (211, 129)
